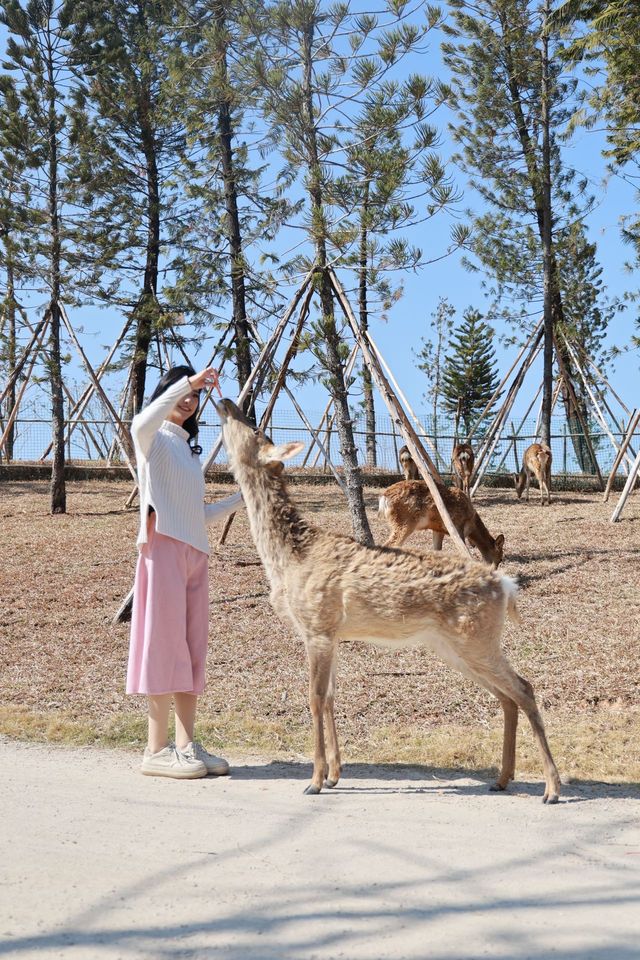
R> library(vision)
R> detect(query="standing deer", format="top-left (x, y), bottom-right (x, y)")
top-left (452, 442), bottom-right (475, 496)
top-left (514, 443), bottom-right (552, 505)
top-left (216, 398), bottom-right (561, 804)
top-left (379, 479), bottom-right (504, 568)
top-left (398, 444), bottom-right (419, 480)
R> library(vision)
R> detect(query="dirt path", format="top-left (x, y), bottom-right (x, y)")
top-left (2, 738), bottom-right (640, 959)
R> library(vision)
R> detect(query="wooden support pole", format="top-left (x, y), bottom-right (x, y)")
top-left (303, 343), bottom-right (359, 468)
top-left (493, 381), bottom-right (543, 476)
top-left (603, 409), bottom-right (640, 503)
top-left (328, 266), bottom-right (469, 557)
top-left (611, 444), bottom-right (640, 522)
top-left (553, 333), bottom-right (604, 490)
top-left (39, 313), bottom-right (134, 461)
top-left (367, 331), bottom-right (449, 472)
top-left (471, 337), bottom-right (543, 494)
top-left (0, 315), bottom-right (50, 455)
top-left (466, 321), bottom-right (543, 442)
top-left (0, 312), bottom-right (50, 408)
top-left (561, 332), bottom-right (635, 470)
top-left (59, 304), bottom-right (137, 478)
top-left (200, 268), bottom-right (316, 476)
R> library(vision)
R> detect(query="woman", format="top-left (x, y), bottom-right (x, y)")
top-left (126, 364), bottom-right (243, 779)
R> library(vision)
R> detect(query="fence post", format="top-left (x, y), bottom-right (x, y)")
top-left (563, 422), bottom-right (567, 475)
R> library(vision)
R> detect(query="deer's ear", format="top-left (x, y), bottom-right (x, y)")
top-left (258, 440), bottom-right (305, 463)
top-left (495, 534), bottom-right (505, 548)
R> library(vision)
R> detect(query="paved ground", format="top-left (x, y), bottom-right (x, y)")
top-left (1, 738), bottom-right (640, 960)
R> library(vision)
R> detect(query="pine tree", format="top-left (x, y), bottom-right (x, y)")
top-left (0, 0), bottom-right (86, 512)
top-left (66, 0), bottom-right (191, 414)
top-left (415, 297), bottom-right (456, 430)
top-left (443, 0), bottom-right (608, 466)
top-left (0, 72), bottom-right (37, 460)
top-left (166, 0), bottom-right (290, 419)
top-left (441, 308), bottom-right (500, 437)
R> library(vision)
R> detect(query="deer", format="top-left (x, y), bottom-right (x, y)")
top-left (452, 442), bottom-right (475, 497)
top-left (514, 442), bottom-right (552, 505)
top-left (379, 479), bottom-right (505, 569)
top-left (398, 444), bottom-right (419, 480)
top-left (216, 398), bottom-right (561, 804)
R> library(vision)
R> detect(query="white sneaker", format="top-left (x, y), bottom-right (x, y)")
top-left (181, 741), bottom-right (230, 776)
top-left (141, 743), bottom-right (207, 779)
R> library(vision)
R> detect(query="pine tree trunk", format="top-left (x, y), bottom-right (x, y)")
top-left (539, 2), bottom-right (553, 447)
top-left (504, 22), bottom-right (590, 465)
top-left (130, 88), bottom-right (160, 415)
top-left (214, 1), bottom-right (254, 421)
top-left (4, 261), bottom-right (16, 460)
top-left (359, 186), bottom-right (376, 467)
top-left (301, 20), bottom-right (372, 545)
top-left (46, 31), bottom-right (65, 514)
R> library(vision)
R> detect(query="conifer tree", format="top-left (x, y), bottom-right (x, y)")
top-left (0, 0), bottom-right (83, 512)
top-left (443, 0), bottom-right (609, 467)
top-left (415, 296), bottom-right (456, 431)
top-left (67, 0), bottom-right (191, 414)
top-left (167, 0), bottom-right (290, 419)
top-left (441, 308), bottom-right (500, 437)
top-left (0, 73), bottom-right (36, 460)
top-left (332, 65), bottom-right (466, 466)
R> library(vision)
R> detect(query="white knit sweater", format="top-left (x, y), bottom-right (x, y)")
top-left (131, 376), bottom-right (242, 555)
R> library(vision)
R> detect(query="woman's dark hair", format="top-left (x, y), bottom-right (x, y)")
top-left (147, 364), bottom-right (202, 455)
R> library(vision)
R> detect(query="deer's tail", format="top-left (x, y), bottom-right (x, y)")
top-left (502, 575), bottom-right (521, 624)
top-left (378, 494), bottom-right (390, 518)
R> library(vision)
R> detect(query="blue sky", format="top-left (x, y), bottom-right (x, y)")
top-left (2, 3), bottom-right (638, 437)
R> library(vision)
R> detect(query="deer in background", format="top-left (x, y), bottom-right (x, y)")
top-left (514, 442), bottom-right (552, 505)
top-left (216, 397), bottom-right (560, 804)
top-left (398, 444), bottom-right (419, 480)
top-left (452, 442), bottom-right (475, 497)
top-left (379, 479), bottom-right (505, 569)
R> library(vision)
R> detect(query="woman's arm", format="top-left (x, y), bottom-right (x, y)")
top-left (130, 376), bottom-right (192, 458)
top-left (204, 491), bottom-right (244, 525)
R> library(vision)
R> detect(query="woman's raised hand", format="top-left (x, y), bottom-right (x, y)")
top-left (189, 368), bottom-right (221, 394)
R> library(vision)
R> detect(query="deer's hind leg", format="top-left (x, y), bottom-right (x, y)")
top-left (490, 688), bottom-right (518, 791)
top-left (490, 662), bottom-right (561, 804)
top-left (463, 670), bottom-right (518, 793)
top-left (304, 640), bottom-right (337, 795)
top-left (385, 516), bottom-right (419, 548)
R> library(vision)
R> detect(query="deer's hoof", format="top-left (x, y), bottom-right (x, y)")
top-left (304, 784), bottom-right (321, 796)
top-left (543, 792), bottom-right (560, 805)
top-left (325, 778), bottom-right (339, 788)
top-left (489, 782), bottom-right (507, 793)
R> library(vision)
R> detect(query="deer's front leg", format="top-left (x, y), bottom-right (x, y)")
top-left (432, 530), bottom-right (445, 551)
top-left (323, 657), bottom-right (341, 788)
top-left (304, 641), bottom-right (335, 795)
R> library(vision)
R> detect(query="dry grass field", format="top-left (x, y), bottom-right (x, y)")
top-left (1, 476), bottom-right (639, 783)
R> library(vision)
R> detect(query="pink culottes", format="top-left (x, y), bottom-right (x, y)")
top-left (126, 516), bottom-right (210, 695)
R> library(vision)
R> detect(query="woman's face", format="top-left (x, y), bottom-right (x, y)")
top-left (167, 389), bottom-right (200, 426)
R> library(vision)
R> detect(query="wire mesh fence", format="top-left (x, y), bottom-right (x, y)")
top-left (3, 408), bottom-right (634, 477)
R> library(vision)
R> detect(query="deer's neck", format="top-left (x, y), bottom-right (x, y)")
top-left (233, 463), bottom-right (315, 581)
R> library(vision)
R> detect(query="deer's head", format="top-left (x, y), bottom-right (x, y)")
top-left (489, 533), bottom-right (505, 569)
top-left (513, 472), bottom-right (525, 499)
top-left (216, 398), bottom-right (304, 474)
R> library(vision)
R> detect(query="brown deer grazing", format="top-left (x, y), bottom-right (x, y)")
top-left (514, 442), bottom-right (552, 505)
top-left (216, 397), bottom-right (560, 803)
top-left (379, 480), bottom-right (505, 569)
top-left (452, 442), bottom-right (475, 496)
top-left (398, 444), bottom-right (419, 480)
